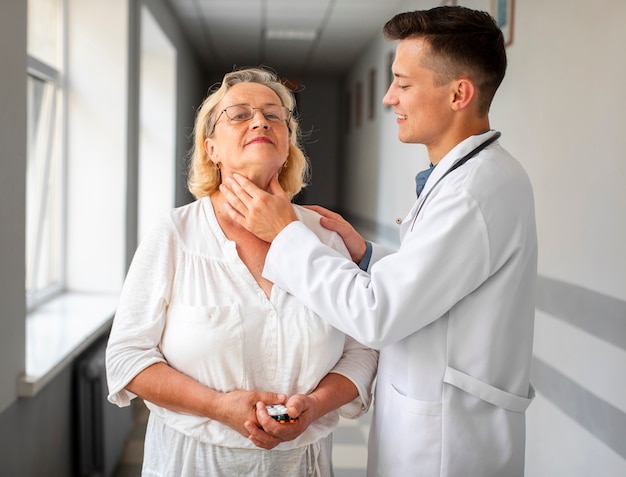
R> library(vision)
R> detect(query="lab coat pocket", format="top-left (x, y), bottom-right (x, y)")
top-left (376, 383), bottom-right (443, 476)
top-left (443, 367), bottom-right (534, 412)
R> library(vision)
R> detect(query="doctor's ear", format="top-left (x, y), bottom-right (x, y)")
top-left (450, 79), bottom-right (475, 111)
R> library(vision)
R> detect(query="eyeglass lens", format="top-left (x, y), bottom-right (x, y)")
top-left (224, 104), bottom-right (290, 122)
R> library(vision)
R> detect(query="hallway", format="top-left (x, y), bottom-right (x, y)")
top-left (113, 399), bottom-right (371, 476)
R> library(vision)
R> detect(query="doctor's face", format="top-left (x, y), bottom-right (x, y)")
top-left (383, 38), bottom-right (455, 149)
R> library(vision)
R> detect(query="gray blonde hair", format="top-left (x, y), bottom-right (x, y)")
top-left (187, 67), bottom-right (309, 199)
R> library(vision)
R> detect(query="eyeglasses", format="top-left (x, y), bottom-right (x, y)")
top-left (216, 104), bottom-right (292, 124)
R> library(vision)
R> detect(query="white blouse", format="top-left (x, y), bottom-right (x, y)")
top-left (106, 197), bottom-right (377, 451)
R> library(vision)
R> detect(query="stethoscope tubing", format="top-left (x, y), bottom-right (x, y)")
top-left (410, 131), bottom-right (502, 231)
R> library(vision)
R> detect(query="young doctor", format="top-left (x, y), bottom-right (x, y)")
top-left (221, 6), bottom-right (537, 477)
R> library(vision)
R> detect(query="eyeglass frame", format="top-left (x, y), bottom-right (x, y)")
top-left (212, 103), bottom-right (292, 131)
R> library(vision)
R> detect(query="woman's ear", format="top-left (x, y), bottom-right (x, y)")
top-left (450, 78), bottom-right (475, 111)
top-left (204, 138), bottom-right (217, 162)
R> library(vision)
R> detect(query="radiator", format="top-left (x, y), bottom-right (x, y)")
top-left (76, 337), bottom-right (132, 477)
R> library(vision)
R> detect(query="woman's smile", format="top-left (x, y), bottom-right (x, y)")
top-left (246, 136), bottom-right (274, 146)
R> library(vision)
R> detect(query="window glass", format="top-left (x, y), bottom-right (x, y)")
top-left (27, 0), bottom-right (62, 69)
top-left (27, 0), bottom-right (64, 308)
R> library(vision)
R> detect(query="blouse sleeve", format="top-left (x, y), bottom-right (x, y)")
top-left (294, 205), bottom-right (379, 418)
top-left (329, 335), bottom-right (378, 418)
top-left (105, 214), bottom-right (178, 407)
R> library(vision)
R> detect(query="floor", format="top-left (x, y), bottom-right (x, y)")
top-left (112, 399), bottom-right (371, 476)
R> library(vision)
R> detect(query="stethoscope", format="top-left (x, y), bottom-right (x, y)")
top-left (409, 131), bottom-right (502, 231)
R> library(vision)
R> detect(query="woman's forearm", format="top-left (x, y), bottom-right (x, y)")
top-left (307, 372), bottom-right (359, 420)
top-left (125, 362), bottom-right (285, 437)
top-left (126, 362), bottom-right (221, 418)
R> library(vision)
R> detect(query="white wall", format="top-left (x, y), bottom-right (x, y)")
top-left (342, 0), bottom-right (432, 247)
top-left (494, 0), bottom-right (626, 298)
top-left (141, 0), bottom-right (207, 207)
top-left (126, 0), bottom-right (207, 260)
top-left (138, 5), bottom-right (177, 241)
top-left (343, 0), bottom-right (626, 475)
top-left (66, 0), bottom-right (129, 292)
top-left (500, 1), bottom-right (626, 475)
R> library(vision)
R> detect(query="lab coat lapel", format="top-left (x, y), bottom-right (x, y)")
top-left (420, 130), bottom-right (500, 199)
top-left (400, 131), bottom-right (501, 241)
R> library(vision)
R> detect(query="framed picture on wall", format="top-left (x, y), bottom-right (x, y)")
top-left (368, 68), bottom-right (376, 120)
top-left (459, 0), bottom-right (514, 46)
top-left (355, 81), bottom-right (362, 128)
top-left (385, 50), bottom-right (394, 110)
top-left (492, 0), bottom-right (514, 46)
top-left (344, 90), bottom-right (351, 132)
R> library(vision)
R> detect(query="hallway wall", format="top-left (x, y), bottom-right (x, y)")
top-left (0, 0), bottom-right (27, 417)
top-left (341, 0), bottom-right (626, 475)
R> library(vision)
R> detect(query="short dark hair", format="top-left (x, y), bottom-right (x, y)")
top-left (384, 6), bottom-right (506, 116)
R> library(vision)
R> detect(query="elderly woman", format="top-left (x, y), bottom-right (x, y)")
top-left (105, 67), bottom-right (377, 477)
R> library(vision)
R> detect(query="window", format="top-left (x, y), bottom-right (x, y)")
top-left (26, 0), bottom-right (66, 309)
top-left (138, 5), bottom-right (177, 242)
top-left (20, 0), bottom-right (129, 395)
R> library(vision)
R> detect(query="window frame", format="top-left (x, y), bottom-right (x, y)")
top-left (25, 0), bottom-right (68, 311)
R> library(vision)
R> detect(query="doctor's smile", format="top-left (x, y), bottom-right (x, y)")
top-left (395, 112), bottom-right (409, 121)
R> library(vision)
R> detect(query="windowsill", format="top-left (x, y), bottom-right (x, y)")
top-left (18, 292), bottom-right (119, 397)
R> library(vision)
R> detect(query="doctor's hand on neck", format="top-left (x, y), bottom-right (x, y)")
top-left (220, 173), bottom-right (297, 243)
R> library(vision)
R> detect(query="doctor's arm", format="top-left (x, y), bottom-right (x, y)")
top-left (261, 192), bottom-right (491, 348)
top-left (305, 205), bottom-right (395, 270)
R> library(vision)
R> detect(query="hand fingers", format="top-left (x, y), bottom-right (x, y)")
top-left (304, 205), bottom-right (341, 220)
top-left (268, 174), bottom-right (288, 197)
top-left (260, 392), bottom-right (286, 406)
top-left (255, 402), bottom-right (296, 430)
top-left (319, 215), bottom-right (345, 233)
top-left (232, 173), bottom-right (265, 199)
top-left (284, 395), bottom-right (305, 419)
top-left (245, 420), bottom-right (281, 450)
top-left (303, 205), bottom-right (350, 234)
top-left (219, 180), bottom-right (249, 217)
top-left (247, 403), bottom-right (292, 449)
top-left (255, 401), bottom-right (277, 425)
top-left (253, 404), bottom-right (303, 444)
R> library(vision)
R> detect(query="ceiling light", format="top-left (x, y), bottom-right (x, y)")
top-left (265, 29), bottom-right (317, 41)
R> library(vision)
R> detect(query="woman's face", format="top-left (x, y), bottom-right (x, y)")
top-left (205, 82), bottom-right (291, 188)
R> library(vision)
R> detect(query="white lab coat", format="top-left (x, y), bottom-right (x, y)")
top-left (263, 131), bottom-right (537, 476)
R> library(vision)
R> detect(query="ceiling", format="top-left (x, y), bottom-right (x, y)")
top-left (165, 0), bottom-right (422, 78)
